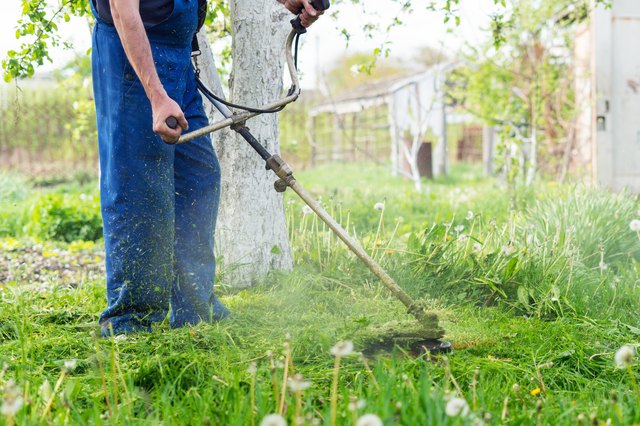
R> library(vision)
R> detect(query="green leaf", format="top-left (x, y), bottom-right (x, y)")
top-left (407, 233), bottom-right (421, 252)
top-left (624, 323), bottom-right (640, 336)
top-left (271, 245), bottom-right (282, 255)
top-left (517, 286), bottom-right (530, 309)
top-left (504, 257), bottom-right (519, 280)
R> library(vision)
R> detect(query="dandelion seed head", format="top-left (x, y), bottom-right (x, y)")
top-left (630, 219), bottom-right (640, 232)
top-left (260, 414), bottom-right (287, 426)
top-left (454, 225), bottom-right (465, 233)
top-left (356, 414), bottom-right (383, 426)
top-left (501, 245), bottom-right (515, 256)
top-left (38, 380), bottom-right (52, 401)
top-left (615, 345), bottom-right (634, 369)
top-left (302, 206), bottom-right (313, 216)
top-left (64, 359), bottom-right (77, 372)
top-left (473, 242), bottom-right (482, 252)
top-left (348, 398), bottom-right (366, 412)
top-left (466, 211), bottom-right (475, 221)
top-left (1, 380), bottom-right (23, 417)
top-left (287, 374), bottom-right (312, 392)
top-left (445, 397), bottom-right (470, 417)
top-left (599, 261), bottom-right (608, 272)
top-left (374, 202), bottom-right (385, 211)
top-left (247, 362), bottom-right (257, 375)
top-left (458, 234), bottom-right (469, 242)
top-left (330, 340), bottom-right (354, 357)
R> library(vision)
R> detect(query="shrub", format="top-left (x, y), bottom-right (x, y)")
top-left (26, 192), bottom-right (102, 242)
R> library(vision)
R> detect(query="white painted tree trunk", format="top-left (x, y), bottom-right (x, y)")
top-left (196, 1), bottom-right (294, 288)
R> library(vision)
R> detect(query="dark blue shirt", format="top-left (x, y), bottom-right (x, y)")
top-left (94, 0), bottom-right (174, 28)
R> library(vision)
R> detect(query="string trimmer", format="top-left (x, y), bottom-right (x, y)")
top-left (166, 1), bottom-right (451, 353)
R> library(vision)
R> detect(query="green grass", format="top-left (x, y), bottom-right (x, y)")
top-left (1, 163), bottom-right (640, 425)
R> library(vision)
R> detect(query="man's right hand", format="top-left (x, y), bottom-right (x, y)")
top-left (151, 94), bottom-right (188, 143)
top-left (280, 0), bottom-right (323, 27)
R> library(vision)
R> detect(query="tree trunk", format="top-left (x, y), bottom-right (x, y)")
top-left (200, 1), bottom-right (293, 288)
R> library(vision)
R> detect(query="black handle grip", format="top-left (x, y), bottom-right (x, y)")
top-left (166, 116), bottom-right (178, 130)
top-left (290, 0), bottom-right (330, 34)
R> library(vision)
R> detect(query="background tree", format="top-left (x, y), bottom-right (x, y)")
top-left (447, 0), bottom-right (601, 189)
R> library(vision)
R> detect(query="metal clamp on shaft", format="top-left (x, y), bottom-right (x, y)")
top-left (265, 155), bottom-right (295, 193)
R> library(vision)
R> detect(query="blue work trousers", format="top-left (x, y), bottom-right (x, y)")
top-left (91, 0), bottom-right (229, 335)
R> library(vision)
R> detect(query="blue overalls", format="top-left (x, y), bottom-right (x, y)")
top-left (91, 0), bottom-right (230, 335)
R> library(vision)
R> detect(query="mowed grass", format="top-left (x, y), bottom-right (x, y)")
top-left (1, 163), bottom-right (640, 425)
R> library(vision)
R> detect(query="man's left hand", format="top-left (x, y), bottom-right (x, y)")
top-left (280, 0), bottom-right (324, 27)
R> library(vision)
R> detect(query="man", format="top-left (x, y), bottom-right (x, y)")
top-left (91, 0), bottom-right (322, 336)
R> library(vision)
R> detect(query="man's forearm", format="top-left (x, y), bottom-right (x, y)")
top-left (110, 0), bottom-right (166, 103)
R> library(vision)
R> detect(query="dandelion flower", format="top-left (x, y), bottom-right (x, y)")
top-left (454, 225), bottom-right (465, 233)
top-left (445, 397), bottom-right (470, 417)
top-left (302, 206), bottom-right (313, 216)
top-left (458, 234), bottom-right (469, 242)
top-left (1, 380), bottom-right (23, 417)
top-left (287, 374), bottom-right (312, 392)
top-left (466, 211), bottom-right (475, 221)
top-left (530, 387), bottom-right (541, 397)
top-left (260, 414), bottom-right (287, 426)
top-left (356, 414), bottom-right (383, 426)
top-left (374, 202), bottom-right (385, 211)
top-left (630, 219), bottom-right (640, 232)
top-left (330, 340), bottom-right (354, 357)
top-left (615, 345), bottom-right (635, 369)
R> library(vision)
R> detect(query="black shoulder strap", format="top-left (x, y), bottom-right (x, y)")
top-left (192, 0), bottom-right (207, 54)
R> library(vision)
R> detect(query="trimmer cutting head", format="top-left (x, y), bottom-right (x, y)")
top-left (359, 320), bottom-right (452, 357)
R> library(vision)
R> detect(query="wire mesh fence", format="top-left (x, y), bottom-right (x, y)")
top-left (0, 85), bottom-right (482, 180)
top-left (0, 86), bottom-right (98, 179)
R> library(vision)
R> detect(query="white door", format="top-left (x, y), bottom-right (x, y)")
top-left (594, 1), bottom-right (640, 192)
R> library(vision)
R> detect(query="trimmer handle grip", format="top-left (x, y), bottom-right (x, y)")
top-left (291, 0), bottom-right (330, 35)
top-left (166, 116), bottom-right (178, 130)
